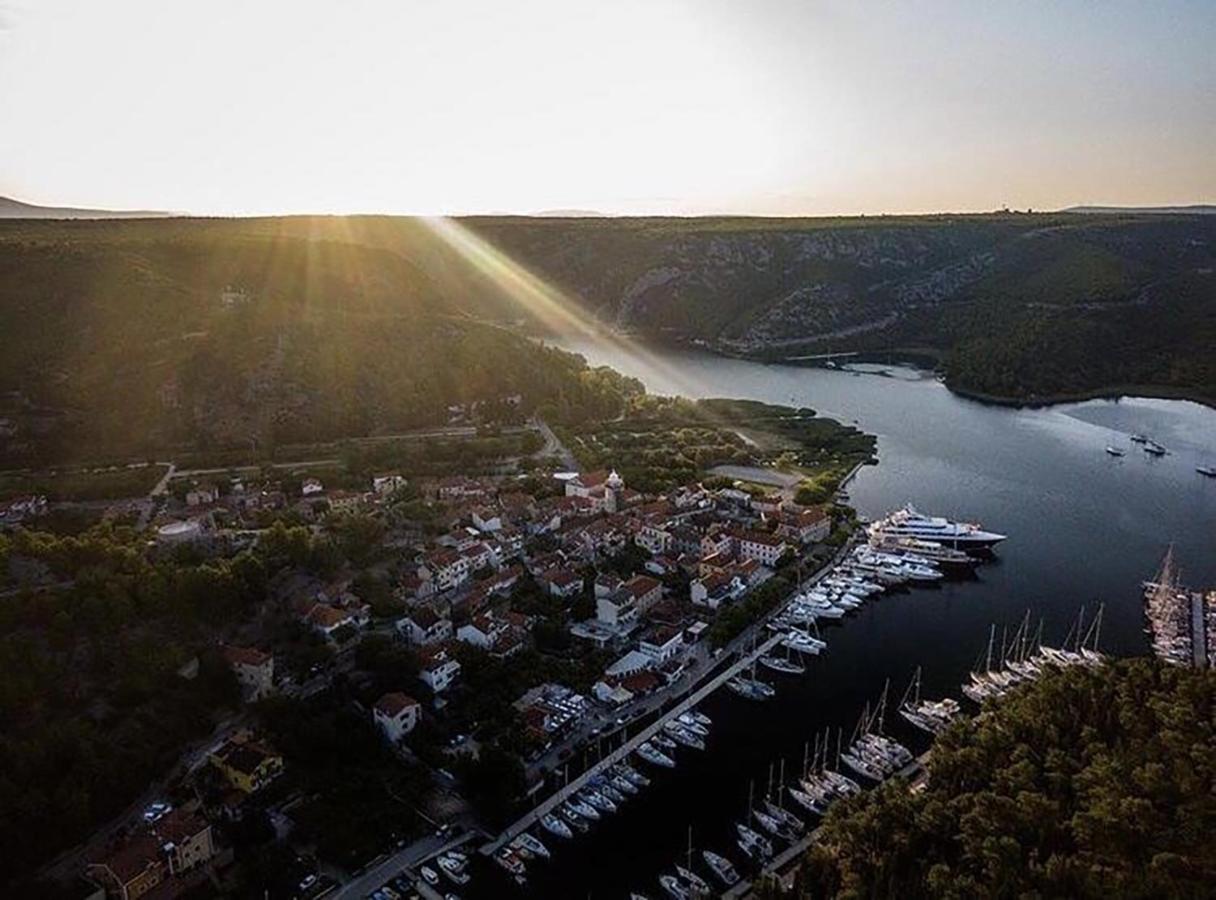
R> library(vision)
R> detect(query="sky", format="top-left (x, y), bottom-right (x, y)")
top-left (1, 0), bottom-right (1213, 217)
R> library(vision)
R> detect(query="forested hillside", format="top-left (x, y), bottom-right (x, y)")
top-left (803, 659), bottom-right (1215, 898)
top-left (0, 218), bottom-right (639, 464)
top-left (2, 211), bottom-right (1213, 468)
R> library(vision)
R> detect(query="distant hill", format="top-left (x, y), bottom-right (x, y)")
top-left (531, 208), bottom-right (608, 217)
top-left (0, 194), bottom-right (171, 219)
top-left (1063, 204), bottom-right (1216, 215)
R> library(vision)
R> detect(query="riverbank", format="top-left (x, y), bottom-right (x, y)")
top-left (945, 379), bottom-right (1216, 413)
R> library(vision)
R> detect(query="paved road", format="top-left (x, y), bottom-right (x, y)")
top-left (534, 417), bottom-right (578, 471)
top-left (331, 831), bottom-right (475, 900)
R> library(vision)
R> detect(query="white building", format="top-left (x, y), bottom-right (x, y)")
top-left (373, 692), bottom-right (420, 742)
top-left (420, 647), bottom-right (461, 693)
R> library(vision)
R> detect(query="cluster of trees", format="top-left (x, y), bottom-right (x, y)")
top-left (804, 659), bottom-right (1216, 898)
top-left (708, 575), bottom-right (793, 648)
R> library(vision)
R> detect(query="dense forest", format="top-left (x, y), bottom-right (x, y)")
top-left (803, 659), bottom-right (1215, 898)
top-left (0, 216), bottom-right (641, 465)
top-left (1, 212), bottom-right (1213, 468)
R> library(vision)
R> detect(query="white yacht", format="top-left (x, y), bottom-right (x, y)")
top-left (869, 504), bottom-right (1006, 550)
top-left (511, 832), bottom-right (550, 860)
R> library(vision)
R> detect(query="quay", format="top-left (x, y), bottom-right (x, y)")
top-left (1191, 593), bottom-right (1208, 668)
top-left (723, 752), bottom-right (931, 899)
top-left (482, 537), bottom-right (860, 857)
top-left (481, 629), bottom-right (784, 855)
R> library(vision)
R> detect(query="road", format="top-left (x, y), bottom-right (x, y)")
top-left (533, 417), bottom-right (578, 471)
top-left (331, 831), bottom-right (476, 900)
top-left (39, 713), bottom-right (246, 883)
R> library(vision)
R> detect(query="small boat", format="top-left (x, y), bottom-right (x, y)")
top-left (1105, 446), bottom-right (1125, 457)
top-left (568, 798), bottom-right (600, 821)
top-left (437, 853), bottom-right (471, 884)
top-left (735, 823), bottom-right (772, 860)
top-left (581, 789), bottom-right (617, 814)
top-left (689, 711), bottom-right (711, 727)
top-left (561, 804), bottom-right (590, 831)
top-left (701, 850), bottom-right (740, 887)
top-left (760, 653), bottom-right (806, 675)
top-left (763, 798), bottom-right (805, 834)
top-left (1197, 466), bottom-right (1216, 477)
top-left (788, 785), bottom-right (827, 816)
top-left (494, 848), bottom-right (527, 876)
top-left (1144, 440), bottom-right (1167, 456)
top-left (612, 774), bottom-right (639, 795)
top-left (540, 813), bottom-right (572, 839)
top-left (512, 832), bottom-right (550, 860)
top-left (617, 763), bottom-right (651, 787)
top-left (652, 733), bottom-right (678, 752)
top-left (636, 742), bottom-right (676, 768)
top-left (676, 713), bottom-right (709, 736)
top-left (664, 722), bottom-right (705, 750)
top-left (675, 864), bottom-right (711, 897)
top-left (1130, 433), bottom-right (1148, 443)
top-left (659, 874), bottom-right (691, 900)
top-left (727, 676), bottom-right (775, 700)
top-left (753, 809), bottom-right (797, 842)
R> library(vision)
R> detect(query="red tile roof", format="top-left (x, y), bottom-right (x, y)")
top-left (375, 692), bottom-right (420, 716)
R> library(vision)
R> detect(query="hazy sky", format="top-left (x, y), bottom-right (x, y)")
top-left (1, 0), bottom-right (1213, 216)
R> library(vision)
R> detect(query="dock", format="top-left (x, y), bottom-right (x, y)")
top-left (481, 630), bottom-right (784, 855)
top-left (723, 752), bottom-right (931, 899)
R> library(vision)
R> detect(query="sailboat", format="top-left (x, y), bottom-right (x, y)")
top-left (675, 826), bottom-right (712, 898)
top-left (899, 666), bottom-right (960, 734)
top-left (760, 640), bottom-right (806, 675)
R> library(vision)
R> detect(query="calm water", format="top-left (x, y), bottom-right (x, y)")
top-left (472, 340), bottom-right (1216, 899)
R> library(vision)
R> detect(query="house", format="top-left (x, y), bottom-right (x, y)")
top-left (420, 547), bottom-right (470, 592)
top-left (301, 477), bottom-right (324, 496)
top-left (596, 588), bottom-right (637, 628)
top-left (778, 505), bottom-right (831, 544)
top-left (326, 490), bottom-right (365, 515)
top-left (373, 692), bottom-right (421, 742)
top-left (471, 507), bottom-right (502, 533)
top-left (87, 836), bottom-right (165, 900)
top-left (419, 645), bottom-right (462, 693)
top-left (397, 606), bottom-right (453, 645)
top-left (639, 626), bottom-right (684, 663)
top-left (460, 541), bottom-right (495, 574)
top-left (372, 474), bottom-right (407, 495)
top-left (436, 475), bottom-right (492, 501)
top-left (152, 807), bottom-right (217, 875)
top-left (209, 735), bottom-right (283, 794)
top-left (594, 572), bottom-right (624, 598)
top-left (750, 492), bottom-right (784, 515)
top-left (222, 646), bottom-right (274, 700)
top-left (184, 482), bottom-right (219, 507)
top-left (456, 613), bottom-right (508, 650)
top-left (735, 530), bottom-right (789, 567)
top-left (539, 567), bottom-right (584, 599)
top-left (690, 572), bottom-right (744, 610)
top-left (700, 530), bottom-right (734, 558)
top-left (622, 574), bottom-right (663, 613)
top-left (305, 604), bottom-right (356, 641)
top-left (635, 522), bottom-right (672, 554)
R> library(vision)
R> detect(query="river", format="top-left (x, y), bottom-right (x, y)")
top-left (470, 339), bottom-right (1216, 899)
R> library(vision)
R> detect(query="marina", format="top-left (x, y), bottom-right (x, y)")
top-left (464, 341), bottom-right (1216, 900)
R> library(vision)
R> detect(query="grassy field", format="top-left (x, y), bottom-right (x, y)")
top-left (0, 464), bottom-right (168, 502)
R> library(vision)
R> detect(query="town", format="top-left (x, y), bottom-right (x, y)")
top-left (1, 406), bottom-right (864, 900)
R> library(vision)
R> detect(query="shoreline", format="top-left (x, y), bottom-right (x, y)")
top-left (944, 380), bottom-right (1216, 413)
